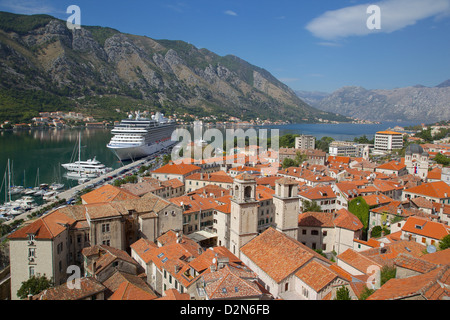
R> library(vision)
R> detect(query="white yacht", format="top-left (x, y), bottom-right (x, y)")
top-left (107, 111), bottom-right (177, 161)
top-left (62, 157), bottom-right (111, 174)
top-left (62, 132), bottom-right (111, 178)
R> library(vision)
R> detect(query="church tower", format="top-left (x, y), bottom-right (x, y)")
top-left (273, 177), bottom-right (299, 240)
top-left (229, 173), bottom-right (259, 257)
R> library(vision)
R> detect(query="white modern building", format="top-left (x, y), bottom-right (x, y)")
top-left (374, 131), bottom-right (403, 154)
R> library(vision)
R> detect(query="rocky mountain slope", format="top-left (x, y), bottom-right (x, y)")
top-left (0, 11), bottom-right (350, 123)
top-left (297, 81), bottom-right (450, 122)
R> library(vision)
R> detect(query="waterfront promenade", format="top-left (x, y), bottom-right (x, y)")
top-left (3, 154), bottom-right (162, 226)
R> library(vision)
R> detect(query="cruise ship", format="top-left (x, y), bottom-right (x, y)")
top-left (107, 111), bottom-right (177, 161)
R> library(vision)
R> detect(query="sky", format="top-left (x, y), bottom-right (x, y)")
top-left (0, 0), bottom-right (449, 93)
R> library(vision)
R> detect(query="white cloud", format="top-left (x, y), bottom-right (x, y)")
top-left (305, 0), bottom-right (450, 40)
top-left (224, 10), bottom-right (238, 17)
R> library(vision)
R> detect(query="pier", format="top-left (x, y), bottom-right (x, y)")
top-left (2, 153), bottom-right (164, 226)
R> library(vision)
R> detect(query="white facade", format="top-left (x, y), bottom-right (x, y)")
top-left (374, 131), bottom-right (403, 153)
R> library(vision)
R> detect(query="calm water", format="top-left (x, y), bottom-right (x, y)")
top-left (0, 121), bottom-right (419, 204)
top-left (0, 128), bottom-right (123, 203)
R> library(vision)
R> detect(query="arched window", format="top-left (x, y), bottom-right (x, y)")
top-left (244, 186), bottom-right (252, 199)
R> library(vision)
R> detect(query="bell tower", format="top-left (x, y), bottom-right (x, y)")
top-left (273, 177), bottom-right (299, 240)
top-left (230, 173), bottom-right (259, 257)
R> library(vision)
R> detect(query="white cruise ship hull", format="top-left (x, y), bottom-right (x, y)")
top-left (108, 139), bottom-right (177, 161)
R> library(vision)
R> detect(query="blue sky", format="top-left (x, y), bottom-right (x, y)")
top-left (0, 0), bottom-right (449, 93)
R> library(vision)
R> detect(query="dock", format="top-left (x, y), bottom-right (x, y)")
top-left (2, 153), bottom-right (165, 226)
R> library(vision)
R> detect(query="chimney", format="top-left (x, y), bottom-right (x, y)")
top-left (210, 258), bottom-right (217, 272)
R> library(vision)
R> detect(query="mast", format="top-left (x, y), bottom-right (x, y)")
top-left (78, 131), bottom-right (82, 177)
top-left (7, 159), bottom-right (11, 202)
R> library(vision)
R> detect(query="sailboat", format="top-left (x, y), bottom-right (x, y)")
top-left (62, 132), bottom-right (100, 180)
top-left (50, 164), bottom-right (65, 190)
top-left (0, 159), bottom-right (25, 217)
top-left (8, 160), bottom-right (24, 195)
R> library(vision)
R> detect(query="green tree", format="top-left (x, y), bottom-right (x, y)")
top-left (380, 266), bottom-right (396, 286)
top-left (439, 234), bottom-right (450, 250)
top-left (434, 153), bottom-right (450, 166)
top-left (302, 200), bottom-right (322, 212)
top-left (17, 275), bottom-right (53, 299)
top-left (335, 286), bottom-right (351, 300)
top-left (282, 158), bottom-right (296, 169)
top-left (348, 197), bottom-right (370, 239)
top-left (354, 135), bottom-right (374, 144)
top-left (162, 154), bottom-right (172, 165)
top-left (315, 136), bottom-right (334, 153)
top-left (294, 151), bottom-right (308, 166)
top-left (279, 134), bottom-right (300, 148)
top-left (359, 286), bottom-right (375, 300)
top-left (370, 226), bottom-right (383, 238)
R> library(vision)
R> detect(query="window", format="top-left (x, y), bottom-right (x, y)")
top-left (102, 224), bottom-right (110, 233)
top-left (311, 230), bottom-right (319, 236)
top-left (28, 248), bottom-right (36, 258)
top-left (302, 229), bottom-right (307, 235)
top-left (29, 266), bottom-right (35, 278)
top-left (302, 287), bottom-right (309, 298)
top-left (285, 283), bottom-right (289, 291)
top-left (102, 240), bottom-right (110, 246)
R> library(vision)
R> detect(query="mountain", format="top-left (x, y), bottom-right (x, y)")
top-left (436, 79), bottom-right (450, 88)
top-left (294, 90), bottom-right (330, 107)
top-left (0, 11), bottom-right (350, 124)
top-left (301, 82), bottom-right (450, 122)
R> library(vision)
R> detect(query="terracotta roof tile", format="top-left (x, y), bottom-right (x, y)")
top-left (152, 162), bottom-right (201, 176)
top-left (81, 184), bottom-right (139, 204)
top-left (402, 216), bottom-right (450, 240)
top-left (367, 265), bottom-right (450, 300)
top-left (404, 181), bottom-right (450, 199)
top-left (295, 260), bottom-right (340, 292)
top-left (33, 277), bottom-right (106, 300)
top-left (240, 227), bottom-right (329, 283)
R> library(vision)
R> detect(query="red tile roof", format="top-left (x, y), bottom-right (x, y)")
top-left (33, 277), bottom-right (106, 300)
top-left (376, 160), bottom-right (406, 172)
top-left (333, 209), bottom-right (364, 231)
top-left (156, 289), bottom-right (191, 300)
top-left (367, 265), bottom-right (450, 300)
top-left (404, 181), bottom-right (450, 199)
top-left (299, 185), bottom-right (336, 200)
top-left (81, 184), bottom-right (139, 204)
top-left (240, 227), bottom-right (330, 283)
top-left (152, 162), bottom-right (201, 176)
top-left (202, 264), bottom-right (263, 300)
top-left (294, 260), bottom-right (341, 293)
top-left (402, 216), bottom-right (450, 240)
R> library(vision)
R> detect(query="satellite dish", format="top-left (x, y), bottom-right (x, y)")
top-left (212, 258), bottom-right (217, 264)
top-left (380, 243), bottom-right (385, 248)
top-left (427, 245), bottom-right (437, 254)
